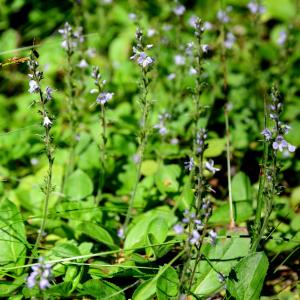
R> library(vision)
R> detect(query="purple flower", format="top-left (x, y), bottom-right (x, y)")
top-left (224, 32), bottom-right (236, 49)
top-left (217, 10), bottom-right (230, 23)
top-left (174, 55), bottom-right (185, 66)
top-left (28, 80), bottom-right (40, 94)
top-left (205, 159), bottom-right (220, 174)
top-left (77, 59), bottom-right (89, 68)
top-left (173, 4), bottom-right (186, 16)
top-left (96, 92), bottom-right (114, 105)
top-left (272, 135), bottom-right (288, 152)
top-left (167, 73), bottom-right (176, 80)
top-left (277, 31), bottom-right (287, 46)
top-left (45, 87), bottom-right (53, 102)
top-left (117, 227), bottom-right (125, 239)
top-left (184, 157), bottom-right (194, 171)
top-left (261, 128), bottom-right (272, 141)
top-left (27, 257), bottom-right (52, 290)
top-left (247, 2), bottom-right (265, 14)
top-left (173, 224), bottom-right (184, 234)
top-left (202, 44), bottom-right (210, 53)
top-left (190, 230), bottom-right (201, 245)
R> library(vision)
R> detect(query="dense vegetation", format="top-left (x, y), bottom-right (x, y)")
top-left (0, 0), bottom-right (299, 299)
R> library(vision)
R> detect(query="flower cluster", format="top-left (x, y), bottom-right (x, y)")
top-left (91, 66), bottom-right (114, 105)
top-left (261, 87), bottom-right (296, 153)
top-left (216, 6), bottom-right (232, 23)
top-left (196, 128), bottom-right (208, 154)
top-left (130, 28), bottom-right (154, 70)
top-left (58, 22), bottom-right (84, 54)
top-left (154, 112), bottom-right (171, 136)
top-left (173, 208), bottom-right (217, 246)
top-left (27, 257), bottom-right (52, 290)
top-left (247, 1), bottom-right (265, 14)
top-left (28, 51), bottom-right (54, 129)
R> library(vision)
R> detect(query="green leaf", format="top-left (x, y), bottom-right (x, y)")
top-left (77, 222), bottom-right (116, 249)
top-left (141, 160), bottom-right (159, 176)
top-left (232, 172), bottom-right (252, 202)
top-left (147, 217), bottom-right (168, 244)
top-left (193, 236), bottom-right (250, 296)
top-left (204, 138), bottom-right (226, 157)
top-left (124, 207), bottom-right (176, 251)
top-left (265, 0), bottom-right (296, 21)
top-left (155, 164), bottom-right (180, 193)
top-left (64, 169), bottom-right (93, 200)
top-left (0, 274), bottom-right (26, 297)
top-left (52, 243), bottom-right (81, 258)
top-left (132, 278), bottom-right (157, 300)
top-left (227, 252), bottom-right (269, 300)
top-left (156, 267), bottom-right (179, 300)
top-left (0, 198), bottom-right (27, 268)
top-left (80, 279), bottom-right (125, 299)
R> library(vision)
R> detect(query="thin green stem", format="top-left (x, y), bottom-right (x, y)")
top-left (225, 108), bottom-right (235, 228)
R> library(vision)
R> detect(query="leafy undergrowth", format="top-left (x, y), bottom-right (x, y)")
top-left (0, 0), bottom-right (299, 299)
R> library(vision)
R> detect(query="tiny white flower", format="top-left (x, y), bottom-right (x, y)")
top-left (174, 55), bottom-right (185, 65)
top-left (77, 59), bottom-right (88, 68)
top-left (205, 159), bottom-right (220, 174)
top-left (43, 116), bottom-right (52, 127)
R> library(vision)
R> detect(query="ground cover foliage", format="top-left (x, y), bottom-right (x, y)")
top-left (0, 0), bottom-right (300, 299)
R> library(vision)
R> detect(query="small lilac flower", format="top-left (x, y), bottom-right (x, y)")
top-left (170, 138), bottom-right (179, 145)
top-left (167, 73), bottom-right (176, 80)
top-left (77, 59), bottom-right (89, 68)
top-left (190, 230), bottom-right (201, 245)
top-left (128, 13), bottom-right (137, 21)
top-left (96, 92), bottom-right (114, 105)
top-left (202, 44), bottom-right (210, 53)
top-left (154, 123), bottom-right (167, 135)
top-left (272, 135), bottom-right (288, 152)
top-left (133, 153), bottom-right (141, 164)
top-left (174, 55), bottom-right (185, 66)
top-left (30, 158), bottom-right (39, 166)
top-left (224, 32), bottom-right (236, 49)
top-left (184, 157), bottom-right (194, 171)
top-left (45, 87), bottom-right (53, 102)
top-left (205, 159), bottom-right (220, 174)
top-left (189, 67), bottom-right (197, 75)
top-left (288, 144), bottom-right (296, 152)
top-left (174, 224), bottom-right (184, 234)
top-left (117, 227), bottom-right (125, 239)
top-left (43, 116), bottom-right (52, 127)
top-left (217, 10), bottom-right (230, 23)
top-left (86, 48), bottom-right (96, 58)
top-left (261, 128), bottom-right (272, 141)
top-left (188, 16), bottom-right (197, 28)
top-left (277, 31), bottom-right (287, 46)
top-left (147, 28), bottom-right (156, 37)
top-left (173, 4), bottom-right (186, 16)
top-left (209, 230), bottom-right (217, 246)
top-left (247, 2), bottom-right (265, 14)
top-left (28, 80), bottom-right (40, 94)
top-left (203, 21), bottom-right (213, 30)
top-left (27, 257), bottom-right (52, 290)
top-left (137, 52), bottom-right (154, 68)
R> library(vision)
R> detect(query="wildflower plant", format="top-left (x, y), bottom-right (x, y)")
top-left (27, 257), bottom-right (52, 290)
top-left (251, 85), bottom-right (296, 252)
top-left (27, 49), bottom-right (55, 258)
top-left (91, 66), bottom-right (114, 202)
top-left (122, 27), bottom-right (154, 235)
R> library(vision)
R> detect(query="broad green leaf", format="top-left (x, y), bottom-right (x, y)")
top-left (132, 278), bottom-right (157, 300)
top-left (147, 217), bottom-right (168, 244)
top-left (77, 222), bottom-right (116, 249)
top-left (193, 236), bottom-right (250, 296)
top-left (124, 207), bottom-right (176, 250)
top-left (155, 164), bottom-right (180, 193)
top-left (141, 160), bottom-right (159, 176)
top-left (79, 279), bottom-right (125, 300)
top-left (52, 243), bottom-right (81, 258)
top-left (232, 172), bottom-right (252, 202)
top-left (265, 0), bottom-right (295, 21)
top-left (156, 266), bottom-right (179, 300)
top-left (0, 198), bottom-right (27, 268)
top-left (209, 202), bottom-right (253, 224)
top-left (46, 282), bottom-right (73, 297)
top-left (0, 274), bottom-right (26, 297)
top-left (204, 138), bottom-right (226, 157)
top-left (64, 169), bottom-right (93, 200)
top-left (227, 252), bottom-right (269, 300)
